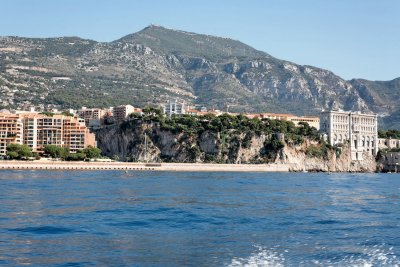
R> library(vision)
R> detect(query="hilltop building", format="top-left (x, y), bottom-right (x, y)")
top-left (163, 100), bottom-right (186, 117)
top-left (243, 113), bottom-right (320, 130)
top-left (77, 107), bottom-right (106, 122)
top-left (77, 107), bottom-right (110, 129)
top-left (320, 110), bottom-right (378, 160)
top-left (113, 105), bottom-right (135, 121)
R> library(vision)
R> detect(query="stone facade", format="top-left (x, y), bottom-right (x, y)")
top-left (320, 110), bottom-right (378, 160)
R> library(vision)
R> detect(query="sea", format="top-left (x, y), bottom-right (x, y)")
top-left (0, 170), bottom-right (399, 267)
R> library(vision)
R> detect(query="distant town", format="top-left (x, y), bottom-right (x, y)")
top-left (0, 99), bottom-right (399, 163)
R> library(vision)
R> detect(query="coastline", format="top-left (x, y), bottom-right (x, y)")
top-left (0, 160), bottom-right (290, 172)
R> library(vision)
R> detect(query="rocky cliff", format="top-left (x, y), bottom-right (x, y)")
top-left (277, 141), bottom-right (376, 172)
top-left (95, 120), bottom-right (376, 172)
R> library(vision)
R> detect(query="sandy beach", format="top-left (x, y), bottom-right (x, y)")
top-left (0, 160), bottom-right (290, 172)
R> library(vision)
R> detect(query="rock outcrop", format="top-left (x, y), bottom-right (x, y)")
top-left (277, 140), bottom-right (376, 172)
top-left (96, 121), bottom-right (377, 172)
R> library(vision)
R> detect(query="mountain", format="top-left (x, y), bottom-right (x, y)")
top-left (0, 25), bottom-right (399, 128)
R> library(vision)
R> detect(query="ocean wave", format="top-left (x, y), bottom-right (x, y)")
top-left (227, 245), bottom-right (399, 267)
top-left (227, 246), bottom-right (285, 267)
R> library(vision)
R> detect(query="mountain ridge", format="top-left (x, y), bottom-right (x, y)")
top-left (0, 25), bottom-right (399, 128)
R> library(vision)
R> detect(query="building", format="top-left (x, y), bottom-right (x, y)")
top-left (77, 107), bottom-right (106, 122)
top-left (77, 107), bottom-right (108, 129)
top-left (243, 113), bottom-right (320, 130)
top-left (163, 100), bottom-right (186, 117)
top-left (113, 105), bottom-right (135, 121)
top-left (378, 138), bottom-right (400, 150)
top-left (0, 113), bottom-right (23, 156)
top-left (0, 112), bottom-right (96, 155)
top-left (62, 116), bottom-right (96, 153)
top-left (288, 115), bottom-right (320, 130)
top-left (320, 110), bottom-right (378, 160)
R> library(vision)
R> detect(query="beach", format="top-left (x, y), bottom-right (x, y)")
top-left (0, 160), bottom-right (290, 172)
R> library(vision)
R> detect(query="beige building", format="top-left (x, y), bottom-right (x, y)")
top-left (243, 113), bottom-right (320, 130)
top-left (62, 116), bottom-right (96, 153)
top-left (0, 113), bottom-right (23, 156)
top-left (378, 138), bottom-right (400, 150)
top-left (113, 105), bottom-right (135, 121)
top-left (0, 113), bottom-right (96, 155)
top-left (288, 115), bottom-right (320, 130)
top-left (77, 107), bottom-right (109, 129)
top-left (320, 110), bottom-right (378, 160)
top-left (77, 107), bottom-right (106, 122)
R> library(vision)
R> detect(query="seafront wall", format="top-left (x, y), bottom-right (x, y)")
top-left (0, 161), bottom-right (290, 172)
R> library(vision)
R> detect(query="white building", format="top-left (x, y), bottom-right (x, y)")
top-left (320, 110), bottom-right (378, 160)
top-left (163, 99), bottom-right (186, 117)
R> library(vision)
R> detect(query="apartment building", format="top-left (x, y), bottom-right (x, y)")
top-left (0, 113), bottom-right (23, 156)
top-left (63, 116), bottom-right (96, 153)
top-left (77, 107), bottom-right (106, 122)
top-left (0, 113), bottom-right (96, 155)
top-left (77, 107), bottom-right (109, 129)
top-left (113, 105), bottom-right (135, 121)
top-left (320, 110), bottom-right (378, 160)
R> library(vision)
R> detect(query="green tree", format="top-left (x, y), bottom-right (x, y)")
top-left (83, 146), bottom-right (101, 159)
top-left (6, 144), bottom-right (33, 159)
top-left (61, 111), bottom-right (74, 117)
top-left (6, 151), bottom-right (19, 159)
top-left (44, 145), bottom-right (69, 159)
top-left (65, 151), bottom-right (86, 161)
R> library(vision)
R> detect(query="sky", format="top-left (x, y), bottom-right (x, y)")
top-left (1, 0), bottom-right (399, 81)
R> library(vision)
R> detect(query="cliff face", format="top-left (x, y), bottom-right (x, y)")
top-left (95, 121), bottom-right (376, 172)
top-left (96, 121), bottom-right (270, 163)
top-left (277, 140), bottom-right (376, 172)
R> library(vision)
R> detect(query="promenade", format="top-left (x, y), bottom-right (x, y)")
top-left (0, 160), bottom-right (290, 172)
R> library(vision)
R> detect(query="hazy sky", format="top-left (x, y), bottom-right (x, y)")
top-left (1, 0), bottom-right (399, 81)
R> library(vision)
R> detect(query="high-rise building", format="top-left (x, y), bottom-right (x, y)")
top-left (0, 113), bottom-right (23, 156)
top-left (0, 113), bottom-right (96, 155)
top-left (320, 110), bottom-right (378, 160)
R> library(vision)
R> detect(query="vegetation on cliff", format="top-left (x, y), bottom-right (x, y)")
top-left (100, 108), bottom-right (329, 163)
top-left (378, 129), bottom-right (400, 139)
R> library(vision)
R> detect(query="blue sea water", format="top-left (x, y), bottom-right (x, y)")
top-left (0, 170), bottom-right (399, 266)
